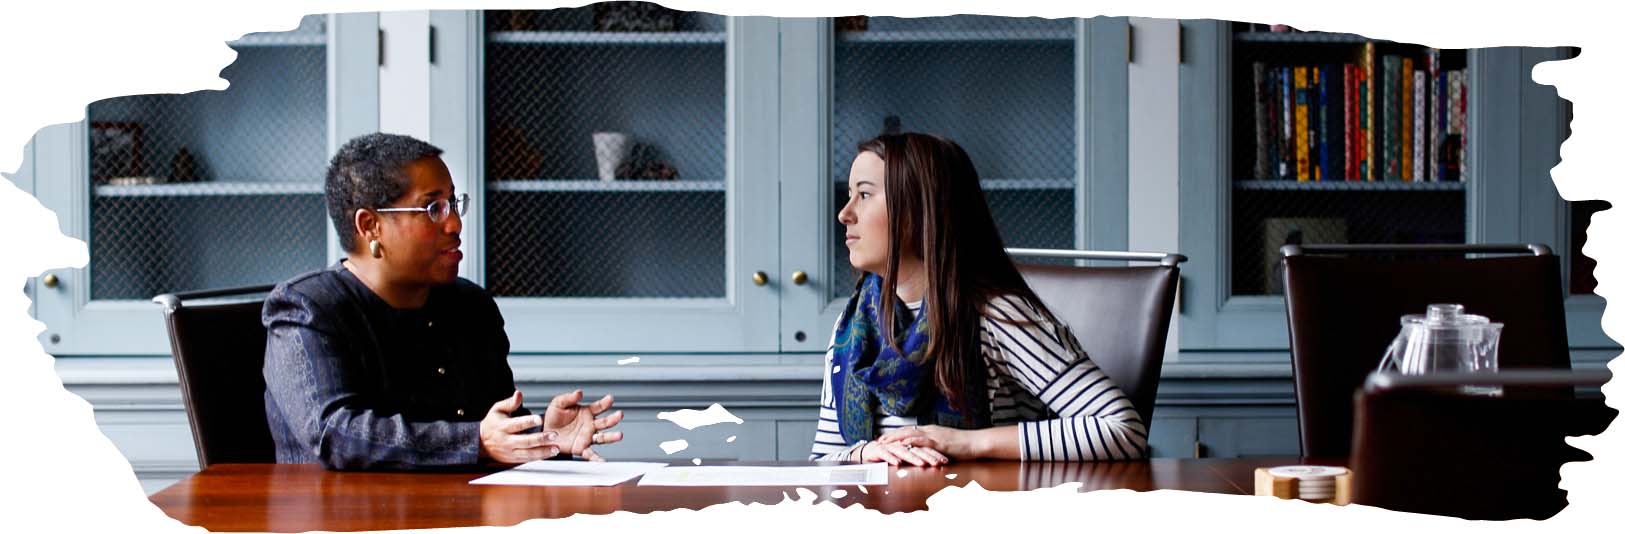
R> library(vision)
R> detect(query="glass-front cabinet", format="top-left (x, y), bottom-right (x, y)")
top-left (33, 14), bottom-right (379, 354)
top-left (1177, 21), bottom-right (1607, 356)
top-left (429, 8), bottom-right (1117, 354)
top-left (34, 7), bottom-right (1120, 356)
top-left (460, 8), bottom-right (781, 353)
top-left (31, 9), bottom-right (1603, 362)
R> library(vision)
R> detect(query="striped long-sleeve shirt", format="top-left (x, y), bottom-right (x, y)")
top-left (810, 295), bottom-right (1148, 462)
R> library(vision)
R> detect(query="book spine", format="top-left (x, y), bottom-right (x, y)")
top-left (1344, 63), bottom-right (1356, 181)
top-left (1362, 42), bottom-right (1377, 181)
top-left (1281, 67), bottom-right (1294, 180)
top-left (1382, 56), bottom-right (1400, 181)
top-left (1329, 64), bottom-right (1345, 182)
top-left (1443, 68), bottom-right (1456, 180)
top-left (1254, 62), bottom-right (1270, 180)
top-left (1447, 70), bottom-right (1464, 181)
top-left (1401, 57), bottom-right (1414, 181)
top-left (1266, 67), bottom-right (1280, 180)
top-left (1311, 66), bottom-right (1322, 181)
top-left (1428, 49), bottom-right (1440, 182)
top-left (1319, 66), bottom-right (1333, 182)
top-left (1295, 66), bottom-right (1310, 182)
top-left (1413, 70), bottom-right (1426, 183)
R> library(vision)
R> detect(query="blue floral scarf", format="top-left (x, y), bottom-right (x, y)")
top-left (830, 273), bottom-right (986, 444)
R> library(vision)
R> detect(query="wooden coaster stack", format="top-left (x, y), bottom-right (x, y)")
top-left (1254, 465), bottom-right (1352, 505)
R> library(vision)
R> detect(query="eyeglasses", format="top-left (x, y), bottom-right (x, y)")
top-left (374, 193), bottom-right (469, 223)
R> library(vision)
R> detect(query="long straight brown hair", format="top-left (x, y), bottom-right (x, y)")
top-left (856, 133), bottom-right (1060, 415)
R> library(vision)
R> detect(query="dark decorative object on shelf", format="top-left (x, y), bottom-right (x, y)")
top-left (89, 121), bottom-right (145, 184)
top-left (498, 10), bottom-right (539, 31)
top-left (616, 161), bottom-right (679, 180)
top-left (489, 121), bottom-right (544, 180)
top-left (594, 2), bottom-right (680, 32)
top-left (170, 148), bottom-right (203, 183)
top-left (835, 16), bottom-right (869, 32)
top-left (614, 143), bottom-right (679, 180)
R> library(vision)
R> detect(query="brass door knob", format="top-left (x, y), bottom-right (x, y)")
top-left (752, 271), bottom-right (769, 286)
top-left (791, 271), bottom-right (808, 285)
top-left (42, 273), bottom-right (59, 288)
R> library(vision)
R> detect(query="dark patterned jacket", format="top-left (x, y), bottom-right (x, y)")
top-left (262, 261), bottom-right (526, 470)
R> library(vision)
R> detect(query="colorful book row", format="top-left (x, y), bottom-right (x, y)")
top-left (1250, 44), bottom-right (1467, 183)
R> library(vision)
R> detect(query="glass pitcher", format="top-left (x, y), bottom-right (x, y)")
top-left (1377, 304), bottom-right (1504, 395)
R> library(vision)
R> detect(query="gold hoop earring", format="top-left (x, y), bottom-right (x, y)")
top-left (369, 239), bottom-right (383, 259)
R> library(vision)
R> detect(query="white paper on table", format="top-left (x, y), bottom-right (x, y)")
top-left (469, 460), bottom-right (669, 487)
top-left (637, 463), bottom-right (889, 487)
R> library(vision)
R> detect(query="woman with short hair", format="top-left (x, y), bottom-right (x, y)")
top-left (263, 133), bottom-right (624, 470)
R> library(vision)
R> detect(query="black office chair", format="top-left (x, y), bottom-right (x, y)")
top-left (1009, 248), bottom-right (1186, 430)
top-left (153, 284), bottom-right (278, 468)
top-left (1281, 244), bottom-right (1572, 457)
top-left (1351, 369), bottom-right (1615, 520)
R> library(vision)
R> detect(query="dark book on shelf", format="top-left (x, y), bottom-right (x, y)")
top-left (1321, 64), bottom-right (1345, 182)
top-left (1436, 50), bottom-right (1449, 183)
top-left (1253, 62), bottom-right (1272, 180)
top-left (1401, 57), bottom-right (1415, 181)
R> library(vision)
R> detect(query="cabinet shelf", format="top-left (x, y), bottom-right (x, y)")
top-left (94, 182), bottom-right (324, 197)
top-left (227, 34), bottom-right (326, 48)
top-left (488, 31), bottom-right (725, 46)
top-left (488, 180), bottom-right (725, 193)
top-left (1233, 180), bottom-right (1465, 192)
top-left (837, 30), bottom-right (1074, 45)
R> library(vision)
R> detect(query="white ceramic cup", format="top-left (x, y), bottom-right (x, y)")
top-left (592, 132), bottom-right (630, 181)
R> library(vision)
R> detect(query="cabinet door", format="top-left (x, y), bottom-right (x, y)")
top-left (1178, 21), bottom-right (1486, 352)
top-left (781, 16), bottom-right (1098, 347)
top-left (1492, 46), bottom-right (1615, 355)
top-left (34, 14), bottom-right (378, 355)
top-left (456, 9), bottom-right (779, 353)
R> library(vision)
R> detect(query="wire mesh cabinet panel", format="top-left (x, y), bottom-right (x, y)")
top-left (822, 15), bottom-right (1082, 304)
top-left (473, 7), bottom-right (780, 352)
top-left (33, 14), bottom-right (377, 355)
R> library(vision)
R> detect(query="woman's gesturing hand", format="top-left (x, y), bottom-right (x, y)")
top-left (543, 389), bottom-right (625, 462)
top-left (479, 391), bottom-right (562, 463)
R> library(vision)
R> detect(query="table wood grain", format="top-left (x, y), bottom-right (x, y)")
top-left (149, 458), bottom-right (1332, 532)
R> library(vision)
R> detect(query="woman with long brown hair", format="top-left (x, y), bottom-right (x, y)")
top-left (809, 133), bottom-right (1146, 465)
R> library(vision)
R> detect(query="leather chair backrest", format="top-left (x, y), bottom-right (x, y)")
top-left (158, 289), bottom-right (276, 468)
top-left (1016, 263), bottom-right (1181, 427)
top-left (1351, 371), bottom-right (1614, 519)
top-left (1283, 253), bottom-right (1570, 457)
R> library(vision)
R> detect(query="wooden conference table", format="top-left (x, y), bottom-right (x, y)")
top-left (150, 458), bottom-right (1340, 532)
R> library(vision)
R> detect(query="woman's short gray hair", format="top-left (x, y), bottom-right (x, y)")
top-left (324, 133), bottom-right (444, 252)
